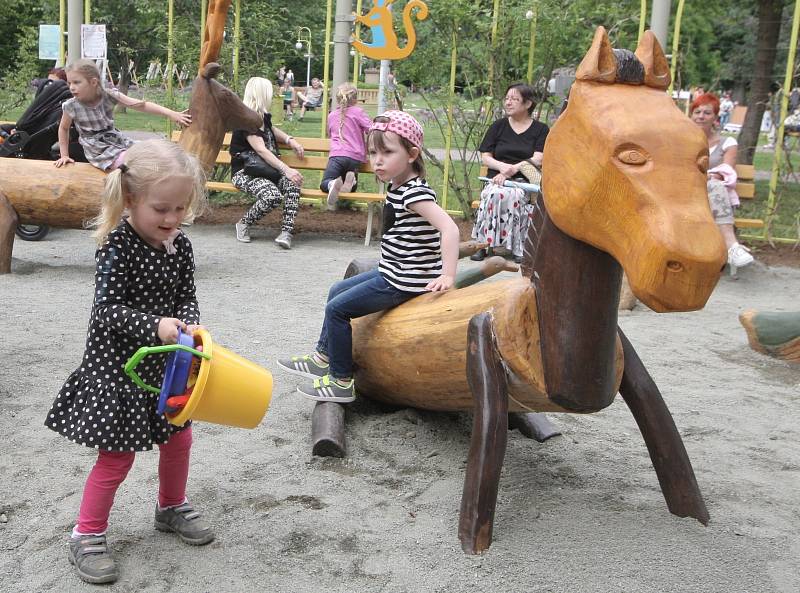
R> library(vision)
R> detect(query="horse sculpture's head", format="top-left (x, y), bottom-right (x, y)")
top-left (179, 63), bottom-right (263, 172)
top-left (542, 27), bottom-right (725, 313)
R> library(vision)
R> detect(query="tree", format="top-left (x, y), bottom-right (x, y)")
top-left (738, 0), bottom-right (786, 164)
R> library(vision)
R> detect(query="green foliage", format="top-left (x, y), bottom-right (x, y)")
top-left (0, 25), bottom-right (45, 113)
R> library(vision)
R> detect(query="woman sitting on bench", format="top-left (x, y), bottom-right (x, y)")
top-left (230, 77), bottom-right (305, 249)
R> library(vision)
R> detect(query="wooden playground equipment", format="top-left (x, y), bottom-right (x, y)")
top-left (0, 0), bottom-right (259, 274)
top-left (740, 310), bottom-right (800, 363)
top-left (311, 27), bottom-right (726, 554)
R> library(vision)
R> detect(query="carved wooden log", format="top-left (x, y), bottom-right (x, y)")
top-left (0, 159), bottom-right (105, 228)
top-left (739, 309), bottom-right (800, 363)
top-left (458, 240), bottom-right (488, 259)
top-left (508, 412), bottom-right (561, 442)
top-left (199, 0), bottom-right (233, 71)
top-left (351, 277), bottom-right (624, 412)
top-left (459, 312), bottom-right (509, 554)
top-left (455, 256), bottom-right (518, 289)
top-left (0, 191), bottom-right (19, 274)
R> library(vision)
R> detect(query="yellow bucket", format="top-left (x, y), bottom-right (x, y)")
top-left (168, 330), bottom-right (272, 428)
top-left (124, 329), bottom-right (272, 429)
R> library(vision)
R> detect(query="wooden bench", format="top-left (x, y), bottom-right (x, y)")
top-left (173, 131), bottom-right (385, 245)
top-left (470, 163), bottom-right (764, 229)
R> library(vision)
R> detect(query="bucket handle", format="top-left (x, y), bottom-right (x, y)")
top-left (124, 343), bottom-right (211, 394)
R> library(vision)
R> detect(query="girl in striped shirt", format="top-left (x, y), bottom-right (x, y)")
top-left (278, 110), bottom-right (459, 403)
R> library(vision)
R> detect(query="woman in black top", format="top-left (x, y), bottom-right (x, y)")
top-left (471, 83), bottom-right (549, 262)
top-left (230, 77), bottom-right (305, 249)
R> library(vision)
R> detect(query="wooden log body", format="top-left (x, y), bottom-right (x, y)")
top-left (0, 159), bottom-right (105, 228)
top-left (351, 277), bottom-right (624, 412)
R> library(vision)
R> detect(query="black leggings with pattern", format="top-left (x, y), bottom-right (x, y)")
top-left (232, 170), bottom-right (301, 233)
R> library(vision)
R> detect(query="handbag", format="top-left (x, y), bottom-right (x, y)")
top-left (240, 149), bottom-right (283, 183)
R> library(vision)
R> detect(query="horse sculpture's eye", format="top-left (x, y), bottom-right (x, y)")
top-left (617, 149), bottom-right (648, 165)
top-left (697, 155), bottom-right (709, 173)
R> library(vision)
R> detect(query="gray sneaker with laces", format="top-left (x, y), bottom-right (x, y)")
top-left (154, 502), bottom-right (215, 545)
top-left (68, 534), bottom-right (119, 584)
top-left (297, 374), bottom-right (356, 403)
top-left (275, 231), bottom-right (292, 249)
top-left (277, 353), bottom-right (329, 379)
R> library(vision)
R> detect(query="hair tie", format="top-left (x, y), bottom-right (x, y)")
top-left (118, 163), bottom-right (129, 174)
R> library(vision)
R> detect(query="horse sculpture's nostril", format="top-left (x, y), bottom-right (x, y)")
top-left (667, 260), bottom-right (684, 272)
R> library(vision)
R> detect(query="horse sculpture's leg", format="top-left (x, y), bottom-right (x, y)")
top-left (0, 191), bottom-right (19, 274)
top-left (617, 328), bottom-right (709, 525)
top-left (508, 412), bottom-right (561, 442)
top-left (311, 402), bottom-right (346, 457)
top-left (459, 312), bottom-right (508, 554)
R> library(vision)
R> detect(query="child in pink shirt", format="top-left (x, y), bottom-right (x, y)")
top-left (322, 83), bottom-right (372, 208)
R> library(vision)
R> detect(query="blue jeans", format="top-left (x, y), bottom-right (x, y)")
top-left (315, 268), bottom-right (417, 379)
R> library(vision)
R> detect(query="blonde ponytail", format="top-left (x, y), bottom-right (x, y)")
top-left (335, 83), bottom-right (359, 142)
top-left (90, 139), bottom-right (207, 244)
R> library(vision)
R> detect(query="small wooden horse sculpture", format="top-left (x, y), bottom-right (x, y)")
top-left (0, 0), bottom-right (260, 272)
top-left (332, 27), bottom-right (726, 553)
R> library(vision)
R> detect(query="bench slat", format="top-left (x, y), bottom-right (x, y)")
top-left (735, 164), bottom-right (754, 181)
top-left (737, 182), bottom-right (755, 199)
top-left (735, 218), bottom-right (765, 228)
top-left (214, 151), bottom-right (374, 173)
top-left (206, 181), bottom-right (384, 202)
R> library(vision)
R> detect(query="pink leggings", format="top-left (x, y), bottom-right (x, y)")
top-left (76, 427), bottom-right (193, 534)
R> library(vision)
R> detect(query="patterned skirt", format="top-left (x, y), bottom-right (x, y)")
top-left (471, 183), bottom-right (532, 257)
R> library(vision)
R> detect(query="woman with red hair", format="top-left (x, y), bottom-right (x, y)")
top-left (691, 92), bottom-right (754, 269)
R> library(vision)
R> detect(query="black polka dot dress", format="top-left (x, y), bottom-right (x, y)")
top-left (45, 220), bottom-right (200, 452)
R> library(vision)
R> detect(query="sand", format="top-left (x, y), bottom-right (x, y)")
top-left (1, 224), bottom-right (798, 592)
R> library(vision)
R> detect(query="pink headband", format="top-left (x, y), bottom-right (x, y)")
top-left (369, 110), bottom-right (424, 150)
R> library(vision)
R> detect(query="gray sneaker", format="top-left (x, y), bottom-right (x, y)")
top-left (235, 221), bottom-right (251, 243)
top-left (277, 354), bottom-right (329, 379)
top-left (297, 374), bottom-right (356, 403)
top-left (68, 534), bottom-right (119, 584)
top-left (154, 502), bottom-right (215, 545)
top-left (275, 231), bottom-right (292, 249)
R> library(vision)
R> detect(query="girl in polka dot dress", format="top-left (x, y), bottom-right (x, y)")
top-left (45, 139), bottom-right (212, 585)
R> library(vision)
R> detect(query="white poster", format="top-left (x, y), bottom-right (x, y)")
top-left (39, 24), bottom-right (61, 60)
top-left (81, 24), bottom-right (107, 60)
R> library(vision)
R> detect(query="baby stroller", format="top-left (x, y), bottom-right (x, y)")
top-left (0, 80), bottom-right (86, 240)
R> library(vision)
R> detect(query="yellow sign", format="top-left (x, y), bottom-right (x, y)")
top-left (351, 0), bottom-right (429, 61)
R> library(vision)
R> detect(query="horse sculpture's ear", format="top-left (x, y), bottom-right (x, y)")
top-left (575, 26), bottom-right (617, 83)
top-left (634, 31), bottom-right (671, 90)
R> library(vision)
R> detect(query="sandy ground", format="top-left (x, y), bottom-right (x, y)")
top-left (1, 224), bottom-right (798, 593)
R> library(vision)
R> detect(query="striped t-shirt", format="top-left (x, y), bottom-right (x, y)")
top-left (379, 177), bottom-right (442, 293)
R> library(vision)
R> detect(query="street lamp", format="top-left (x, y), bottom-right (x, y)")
top-left (525, 4), bottom-right (538, 86)
top-left (295, 26), bottom-right (312, 88)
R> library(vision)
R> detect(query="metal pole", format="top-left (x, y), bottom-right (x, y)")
top-left (352, 0), bottom-right (363, 84)
top-left (488, 0), bottom-right (501, 98)
top-left (332, 0), bottom-right (354, 113)
top-left (638, 0), bottom-right (647, 44)
top-left (441, 28), bottom-right (458, 211)
top-left (201, 0), bottom-right (207, 54)
top-left (526, 4), bottom-right (538, 85)
top-left (167, 0), bottom-right (174, 102)
top-left (321, 0), bottom-right (334, 137)
top-left (307, 55), bottom-right (312, 88)
top-left (668, 0), bottom-right (685, 97)
top-left (378, 60), bottom-right (389, 115)
top-left (84, 0), bottom-right (90, 23)
top-left (233, 0), bottom-right (241, 91)
top-left (650, 0), bottom-right (670, 50)
top-left (765, 0), bottom-right (800, 240)
top-left (67, 0), bottom-right (82, 64)
top-left (59, 0), bottom-right (66, 66)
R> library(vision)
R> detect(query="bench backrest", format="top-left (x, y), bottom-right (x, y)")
top-left (477, 162), bottom-right (756, 199)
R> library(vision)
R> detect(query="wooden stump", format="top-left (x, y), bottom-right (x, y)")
top-left (0, 191), bottom-right (19, 274)
top-left (311, 402), bottom-right (346, 457)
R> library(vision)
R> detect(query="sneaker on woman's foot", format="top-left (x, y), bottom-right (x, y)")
top-left (277, 354), bottom-right (329, 379)
top-left (728, 243), bottom-right (754, 268)
top-left (341, 171), bottom-right (356, 193)
top-left (327, 177), bottom-right (344, 210)
top-left (154, 502), bottom-right (215, 545)
top-left (68, 534), bottom-right (119, 584)
top-left (297, 375), bottom-right (356, 403)
top-left (235, 221), bottom-right (251, 243)
top-left (275, 231), bottom-right (293, 249)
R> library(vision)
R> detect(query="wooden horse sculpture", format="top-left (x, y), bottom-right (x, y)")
top-left (0, 0), bottom-right (259, 272)
top-left (321, 27), bottom-right (726, 554)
